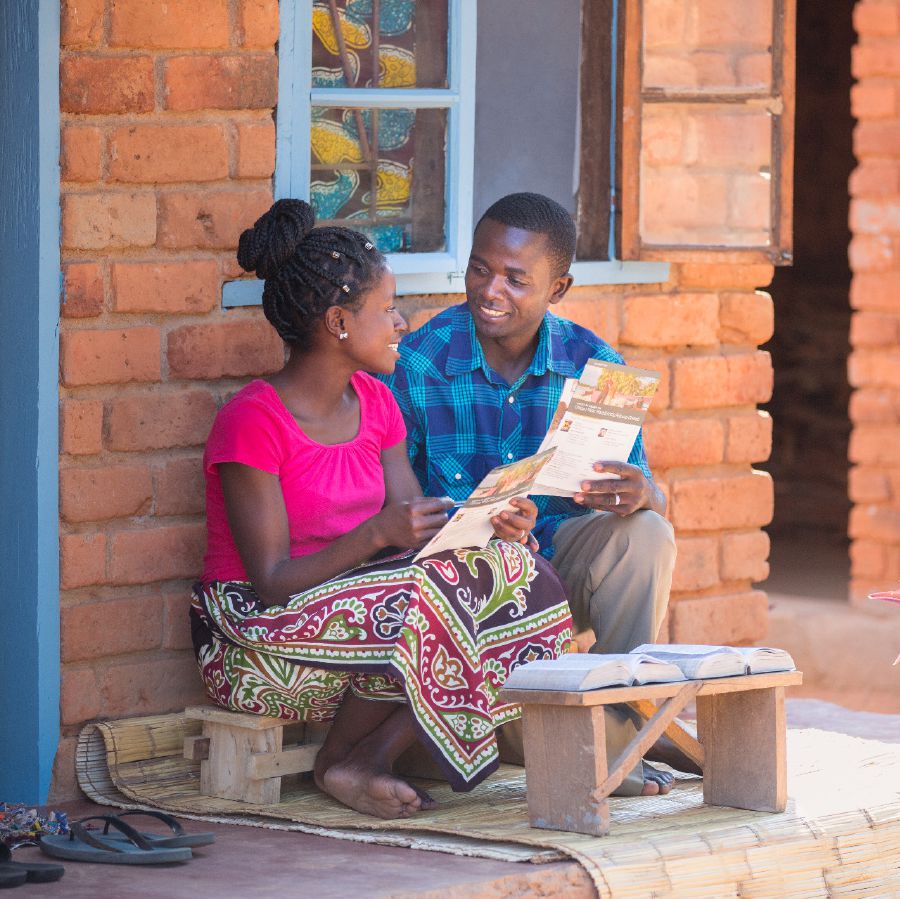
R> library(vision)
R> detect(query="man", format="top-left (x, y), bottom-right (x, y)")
top-left (384, 193), bottom-right (679, 795)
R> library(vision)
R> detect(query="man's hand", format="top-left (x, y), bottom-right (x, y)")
top-left (491, 497), bottom-right (540, 550)
top-left (377, 496), bottom-right (455, 548)
top-left (574, 461), bottom-right (665, 517)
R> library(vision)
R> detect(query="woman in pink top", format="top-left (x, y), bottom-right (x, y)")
top-left (191, 200), bottom-right (573, 820)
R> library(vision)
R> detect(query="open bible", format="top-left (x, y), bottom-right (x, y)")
top-left (631, 644), bottom-right (797, 679)
top-left (503, 652), bottom-right (686, 692)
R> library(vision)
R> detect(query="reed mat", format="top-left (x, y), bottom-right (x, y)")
top-left (77, 713), bottom-right (900, 897)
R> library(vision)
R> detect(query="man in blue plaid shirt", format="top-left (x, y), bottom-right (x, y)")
top-left (383, 193), bottom-right (681, 796)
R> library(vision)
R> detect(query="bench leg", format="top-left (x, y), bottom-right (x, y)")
top-left (521, 704), bottom-right (609, 836)
top-left (696, 685), bottom-right (787, 812)
top-left (201, 721), bottom-right (284, 804)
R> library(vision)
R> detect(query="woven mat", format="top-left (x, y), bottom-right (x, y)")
top-left (77, 713), bottom-right (900, 897)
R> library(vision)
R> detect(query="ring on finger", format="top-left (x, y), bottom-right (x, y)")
top-left (614, 493), bottom-right (621, 506)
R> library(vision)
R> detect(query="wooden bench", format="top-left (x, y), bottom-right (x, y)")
top-left (500, 670), bottom-right (803, 836)
top-left (183, 707), bottom-right (327, 805)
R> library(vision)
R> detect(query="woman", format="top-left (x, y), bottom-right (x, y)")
top-left (191, 200), bottom-right (573, 820)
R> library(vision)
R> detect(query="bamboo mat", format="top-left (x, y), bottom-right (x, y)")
top-left (77, 713), bottom-right (900, 897)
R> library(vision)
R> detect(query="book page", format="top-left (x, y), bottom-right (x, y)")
top-left (414, 449), bottom-right (555, 560)
top-left (533, 359), bottom-right (660, 496)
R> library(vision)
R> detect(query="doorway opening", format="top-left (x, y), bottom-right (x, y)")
top-left (760, 0), bottom-right (856, 601)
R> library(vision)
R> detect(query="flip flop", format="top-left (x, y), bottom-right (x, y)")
top-left (0, 843), bottom-right (64, 885)
top-left (101, 811), bottom-right (215, 849)
top-left (39, 816), bottom-right (191, 865)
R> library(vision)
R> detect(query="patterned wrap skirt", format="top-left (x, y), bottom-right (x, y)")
top-left (190, 542), bottom-right (573, 791)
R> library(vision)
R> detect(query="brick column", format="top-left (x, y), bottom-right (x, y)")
top-left (848, 0), bottom-right (900, 601)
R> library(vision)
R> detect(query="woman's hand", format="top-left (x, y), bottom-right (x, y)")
top-left (376, 496), bottom-right (455, 549)
top-left (491, 497), bottom-right (539, 550)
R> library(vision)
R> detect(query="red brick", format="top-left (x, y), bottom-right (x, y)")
top-left (720, 530), bottom-right (770, 583)
top-left (61, 0), bottom-right (104, 45)
top-left (670, 471), bottom-right (773, 531)
top-left (165, 55), bottom-right (278, 111)
top-left (61, 653), bottom-right (206, 725)
top-left (677, 263), bottom-right (774, 290)
top-left (621, 293), bottom-right (719, 347)
top-left (848, 350), bottom-right (900, 390)
top-left (109, 125), bottom-right (229, 183)
top-left (110, 0), bottom-right (230, 49)
top-left (60, 398), bottom-right (104, 456)
top-left (854, 121), bottom-right (900, 158)
top-left (850, 539), bottom-right (886, 580)
top-left (112, 260), bottom-right (220, 314)
top-left (62, 595), bottom-right (165, 663)
top-left (60, 327), bottom-right (161, 387)
top-left (107, 389), bottom-right (218, 451)
top-left (62, 192), bottom-right (157, 250)
top-left (849, 466), bottom-right (891, 503)
top-left (158, 189), bottom-right (272, 249)
top-left (849, 387), bottom-right (900, 423)
top-left (154, 456), bottom-right (205, 517)
top-left (850, 503), bottom-right (900, 542)
top-left (644, 0), bottom-right (686, 48)
top-left (670, 591), bottom-right (768, 645)
top-left (163, 592), bottom-right (195, 650)
top-left (853, 40), bottom-right (900, 78)
top-left (62, 262), bottom-right (104, 318)
top-left (850, 425), bottom-right (900, 465)
top-left (60, 464), bottom-right (153, 523)
top-left (644, 53), bottom-right (735, 92)
top-left (240, 0), bottom-right (279, 47)
top-left (850, 311), bottom-right (900, 347)
top-left (60, 126), bottom-right (102, 183)
top-left (850, 272), bottom-right (900, 310)
top-left (693, 0), bottom-right (772, 47)
top-left (235, 121), bottom-right (276, 178)
top-left (849, 235), bottom-right (896, 273)
top-left (854, 2), bottom-right (900, 37)
top-left (849, 165), bottom-right (900, 198)
top-left (60, 56), bottom-right (154, 114)
top-left (671, 351), bottom-right (773, 409)
top-left (725, 411), bottom-right (772, 463)
top-left (643, 416), bottom-right (725, 469)
top-left (49, 737), bottom-right (80, 804)
top-left (718, 291), bottom-right (774, 345)
top-left (554, 291), bottom-right (621, 347)
top-left (108, 522), bottom-right (206, 584)
top-left (167, 319), bottom-right (285, 380)
top-left (60, 532), bottom-right (106, 589)
top-left (671, 535), bottom-right (719, 592)
top-left (851, 81), bottom-right (898, 119)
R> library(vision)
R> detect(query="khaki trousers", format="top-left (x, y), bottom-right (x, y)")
top-left (501, 510), bottom-right (676, 795)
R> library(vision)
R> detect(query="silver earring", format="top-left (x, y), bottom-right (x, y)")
top-left (339, 331), bottom-right (349, 340)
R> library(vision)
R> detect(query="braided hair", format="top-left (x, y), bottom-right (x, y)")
top-left (476, 192), bottom-right (576, 279)
top-left (237, 199), bottom-right (387, 346)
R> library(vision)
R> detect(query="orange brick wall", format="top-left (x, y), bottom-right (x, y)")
top-left (53, 0), bottom-right (776, 796)
top-left (848, 0), bottom-right (900, 601)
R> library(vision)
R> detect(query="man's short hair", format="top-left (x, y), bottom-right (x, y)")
top-left (476, 192), bottom-right (576, 279)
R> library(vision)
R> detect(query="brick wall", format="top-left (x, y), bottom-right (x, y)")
top-left (848, 0), bottom-right (900, 602)
top-left (52, 0), bottom-right (776, 797)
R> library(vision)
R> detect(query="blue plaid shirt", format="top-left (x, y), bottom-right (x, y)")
top-left (381, 304), bottom-right (652, 558)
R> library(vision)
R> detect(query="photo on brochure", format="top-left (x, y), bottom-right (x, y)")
top-left (414, 449), bottom-right (556, 560)
top-left (533, 359), bottom-right (660, 497)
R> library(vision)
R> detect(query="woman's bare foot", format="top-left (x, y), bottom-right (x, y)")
top-left (322, 760), bottom-right (425, 819)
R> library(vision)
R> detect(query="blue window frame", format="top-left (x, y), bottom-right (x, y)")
top-left (223, 0), bottom-right (667, 307)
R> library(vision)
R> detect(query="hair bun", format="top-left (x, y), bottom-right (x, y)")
top-left (237, 198), bottom-right (316, 279)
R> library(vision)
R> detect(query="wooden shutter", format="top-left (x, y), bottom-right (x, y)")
top-left (620, 0), bottom-right (796, 264)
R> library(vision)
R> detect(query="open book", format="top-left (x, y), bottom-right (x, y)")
top-left (631, 644), bottom-right (796, 679)
top-left (503, 653), bottom-right (686, 692)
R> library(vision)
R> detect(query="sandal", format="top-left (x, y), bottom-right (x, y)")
top-left (101, 811), bottom-right (215, 849)
top-left (39, 816), bottom-right (192, 865)
top-left (0, 843), bottom-right (63, 885)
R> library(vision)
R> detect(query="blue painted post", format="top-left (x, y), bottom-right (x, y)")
top-left (0, 0), bottom-right (61, 802)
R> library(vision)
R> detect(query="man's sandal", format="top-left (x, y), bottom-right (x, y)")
top-left (101, 811), bottom-right (215, 849)
top-left (0, 843), bottom-right (64, 885)
top-left (39, 816), bottom-right (192, 865)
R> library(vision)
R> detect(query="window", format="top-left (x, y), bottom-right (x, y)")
top-left (224, 0), bottom-right (793, 306)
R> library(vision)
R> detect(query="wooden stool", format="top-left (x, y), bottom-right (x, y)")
top-left (500, 670), bottom-right (802, 837)
top-left (183, 706), bottom-right (326, 805)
